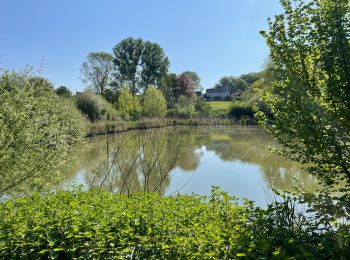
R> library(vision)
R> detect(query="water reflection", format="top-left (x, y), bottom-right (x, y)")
top-left (65, 126), bottom-right (319, 201)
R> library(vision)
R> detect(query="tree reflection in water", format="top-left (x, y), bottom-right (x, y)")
top-left (72, 126), bottom-right (319, 196)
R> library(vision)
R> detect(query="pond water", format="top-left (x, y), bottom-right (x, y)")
top-left (64, 126), bottom-right (318, 206)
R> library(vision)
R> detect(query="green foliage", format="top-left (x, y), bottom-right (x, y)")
top-left (182, 71), bottom-right (201, 90)
top-left (239, 72), bottom-right (263, 85)
top-left (215, 76), bottom-right (249, 93)
top-left (195, 100), bottom-right (211, 117)
top-left (177, 71), bottom-right (201, 98)
top-left (55, 85), bottom-right (72, 98)
top-left (116, 88), bottom-right (141, 120)
top-left (141, 41), bottom-right (169, 89)
top-left (81, 52), bottom-right (114, 94)
top-left (0, 189), bottom-right (347, 259)
top-left (159, 73), bottom-right (179, 104)
top-left (229, 103), bottom-right (255, 119)
top-left (0, 71), bottom-right (87, 196)
top-left (258, 0), bottom-right (350, 188)
top-left (176, 95), bottom-right (195, 118)
top-left (142, 86), bottom-right (167, 117)
top-left (112, 38), bottom-right (169, 94)
top-left (76, 91), bottom-right (118, 122)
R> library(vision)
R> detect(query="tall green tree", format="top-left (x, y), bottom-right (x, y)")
top-left (0, 71), bottom-right (87, 196)
top-left (112, 38), bottom-right (170, 95)
top-left (112, 38), bottom-right (144, 94)
top-left (143, 86), bottom-right (167, 117)
top-left (81, 52), bottom-right (114, 95)
top-left (141, 41), bottom-right (169, 89)
top-left (258, 0), bottom-right (350, 188)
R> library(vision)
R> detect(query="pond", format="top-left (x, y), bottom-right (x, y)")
top-left (64, 126), bottom-right (318, 206)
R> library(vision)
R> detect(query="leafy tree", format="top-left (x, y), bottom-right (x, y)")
top-left (81, 52), bottom-right (114, 95)
top-left (55, 85), bottom-right (72, 98)
top-left (143, 86), bottom-right (167, 117)
top-left (176, 95), bottom-right (195, 118)
top-left (0, 71), bottom-right (87, 196)
top-left (195, 100), bottom-right (211, 117)
top-left (112, 38), bottom-right (169, 94)
top-left (239, 72), bottom-right (263, 85)
top-left (177, 71), bottom-right (201, 98)
top-left (76, 91), bottom-right (118, 121)
top-left (258, 0), bottom-right (350, 188)
top-left (112, 38), bottom-right (144, 94)
top-left (141, 41), bottom-right (169, 89)
top-left (159, 73), bottom-right (179, 104)
top-left (116, 88), bottom-right (141, 119)
top-left (102, 88), bottom-right (117, 104)
top-left (215, 76), bottom-right (249, 93)
top-left (183, 71), bottom-right (201, 89)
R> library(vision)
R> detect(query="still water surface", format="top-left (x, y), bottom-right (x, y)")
top-left (65, 126), bottom-right (318, 206)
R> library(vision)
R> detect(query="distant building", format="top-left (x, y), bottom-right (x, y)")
top-left (204, 87), bottom-right (231, 101)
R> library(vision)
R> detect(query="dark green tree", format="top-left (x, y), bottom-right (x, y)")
top-left (215, 76), bottom-right (249, 93)
top-left (160, 73), bottom-right (179, 104)
top-left (112, 38), bottom-right (144, 94)
top-left (141, 41), bottom-right (169, 89)
top-left (55, 86), bottom-right (72, 98)
top-left (112, 38), bottom-right (170, 95)
top-left (239, 72), bottom-right (262, 85)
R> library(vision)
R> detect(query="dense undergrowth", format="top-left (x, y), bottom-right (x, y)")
top-left (0, 188), bottom-right (348, 259)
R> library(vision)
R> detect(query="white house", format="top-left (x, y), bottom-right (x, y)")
top-left (204, 87), bottom-right (231, 101)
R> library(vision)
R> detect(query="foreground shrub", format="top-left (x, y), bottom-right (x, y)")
top-left (0, 189), bottom-right (347, 259)
top-left (0, 71), bottom-right (87, 196)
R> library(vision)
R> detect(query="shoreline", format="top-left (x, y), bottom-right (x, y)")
top-left (87, 117), bottom-right (257, 137)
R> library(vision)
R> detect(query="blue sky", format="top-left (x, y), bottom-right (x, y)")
top-left (0, 0), bottom-right (282, 92)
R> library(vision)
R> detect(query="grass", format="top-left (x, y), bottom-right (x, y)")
top-left (206, 101), bottom-right (247, 117)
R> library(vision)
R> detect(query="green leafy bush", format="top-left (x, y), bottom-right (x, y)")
top-left (116, 88), bottom-right (142, 120)
top-left (176, 95), bottom-right (195, 118)
top-left (76, 91), bottom-right (119, 121)
top-left (142, 86), bottom-right (167, 117)
top-left (229, 103), bottom-right (254, 119)
top-left (0, 189), bottom-right (347, 259)
top-left (0, 71), bottom-right (87, 196)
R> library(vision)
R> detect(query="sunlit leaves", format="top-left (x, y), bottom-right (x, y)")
top-left (258, 0), bottom-right (350, 188)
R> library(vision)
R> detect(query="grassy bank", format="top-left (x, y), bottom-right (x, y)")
top-left (88, 117), bottom-right (257, 136)
top-left (206, 101), bottom-right (235, 116)
top-left (0, 189), bottom-right (348, 259)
